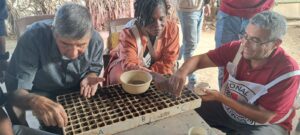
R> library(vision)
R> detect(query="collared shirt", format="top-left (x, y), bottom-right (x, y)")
top-left (5, 20), bottom-right (104, 97)
top-left (207, 41), bottom-right (300, 131)
top-left (0, 0), bottom-right (8, 20)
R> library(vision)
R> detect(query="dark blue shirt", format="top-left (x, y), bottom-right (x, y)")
top-left (0, 0), bottom-right (8, 20)
top-left (5, 20), bottom-right (104, 97)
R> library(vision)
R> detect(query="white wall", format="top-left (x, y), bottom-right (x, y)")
top-left (273, 3), bottom-right (300, 19)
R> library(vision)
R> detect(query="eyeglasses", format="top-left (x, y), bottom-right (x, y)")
top-left (239, 33), bottom-right (273, 46)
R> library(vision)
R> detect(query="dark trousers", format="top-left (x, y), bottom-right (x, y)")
top-left (195, 101), bottom-right (288, 135)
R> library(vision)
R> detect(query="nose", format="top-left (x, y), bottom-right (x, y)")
top-left (68, 46), bottom-right (80, 59)
top-left (153, 20), bottom-right (163, 29)
top-left (241, 38), bottom-right (251, 48)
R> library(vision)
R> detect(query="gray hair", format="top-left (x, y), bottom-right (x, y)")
top-left (250, 11), bottom-right (287, 41)
top-left (53, 3), bottom-right (92, 39)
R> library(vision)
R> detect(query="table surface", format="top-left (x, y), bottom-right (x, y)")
top-left (117, 110), bottom-right (217, 135)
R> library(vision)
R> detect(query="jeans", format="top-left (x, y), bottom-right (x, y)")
top-left (215, 10), bottom-right (249, 88)
top-left (177, 10), bottom-right (203, 89)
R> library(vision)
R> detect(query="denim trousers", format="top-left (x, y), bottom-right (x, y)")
top-left (177, 10), bottom-right (203, 89)
top-left (215, 10), bottom-right (249, 88)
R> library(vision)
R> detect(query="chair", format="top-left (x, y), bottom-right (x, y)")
top-left (104, 18), bottom-right (133, 68)
top-left (15, 15), bottom-right (54, 38)
top-left (107, 17), bottom-right (133, 50)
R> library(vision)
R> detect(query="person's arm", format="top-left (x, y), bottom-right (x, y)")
top-left (8, 89), bottom-right (68, 127)
top-left (5, 32), bottom-right (68, 128)
top-left (80, 32), bottom-right (105, 98)
top-left (150, 22), bottom-right (179, 74)
top-left (87, 31), bottom-right (104, 76)
top-left (119, 29), bottom-right (145, 71)
top-left (0, 108), bottom-right (14, 135)
top-left (169, 53), bottom-right (217, 96)
top-left (218, 93), bottom-right (275, 123)
top-left (201, 90), bottom-right (275, 123)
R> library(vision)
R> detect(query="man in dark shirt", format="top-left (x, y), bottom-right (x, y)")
top-left (5, 3), bottom-right (105, 132)
top-left (0, 0), bottom-right (9, 82)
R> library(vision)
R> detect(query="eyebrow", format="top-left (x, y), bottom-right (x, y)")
top-left (61, 41), bottom-right (73, 46)
top-left (251, 37), bottom-right (262, 42)
top-left (61, 40), bottom-right (87, 46)
top-left (245, 33), bottom-right (262, 42)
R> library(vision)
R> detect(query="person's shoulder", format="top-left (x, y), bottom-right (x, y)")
top-left (29, 19), bottom-right (53, 31)
top-left (91, 30), bottom-right (102, 41)
top-left (118, 27), bottom-right (135, 40)
top-left (18, 20), bottom-right (53, 48)
top-left (266, 47), bottom-right (300, 82)
top-left (219, 40), bottom-right (241, 52)
top-left (166, 20), bottom-right (178, 29)
top-left (273, 47), bottom-right (299, 71)
top-left (89, 30), bottom-right (104, 48)
top-left (23, 20), bottom-right (53, 38)
top-left (165, 20), bottom-right (179, 35)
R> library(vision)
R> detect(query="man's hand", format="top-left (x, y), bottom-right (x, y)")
top-left (199, 89), bottom-right (222, 102)
top-left (29, 95), bottom-right (68, 128)
top-left (80, 74), bottom-right (105, 98)
top-left (168, 70), bottom-right (187, 97)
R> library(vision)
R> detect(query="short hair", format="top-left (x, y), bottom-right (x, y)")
top-left (250, 11), bottom-right (287, 41)
top-left (53, 3), bottom-right (92, 39)
top-left (134, 0), bottom-right (169, 27)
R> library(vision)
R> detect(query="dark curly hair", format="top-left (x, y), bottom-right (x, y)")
top-left (134, 0), bottom-right (169, 27)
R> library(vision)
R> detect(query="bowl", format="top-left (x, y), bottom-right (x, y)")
top-left (120, 70), bottom-right (152, 94)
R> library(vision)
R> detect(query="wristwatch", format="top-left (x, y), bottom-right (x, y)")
top-left (0, 52), bottom-right (9, 61)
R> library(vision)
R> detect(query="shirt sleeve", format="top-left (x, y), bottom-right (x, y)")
top-left (150, 22), bottom-right (179, 74)
top-left (88, 31), bottom-right (104, 75)
top-left (118, 29), bottom-right (142, 71)
top-left (207, 41), bottom-right (240, 67)
top-left (5, 32), bottom-right (39, 92)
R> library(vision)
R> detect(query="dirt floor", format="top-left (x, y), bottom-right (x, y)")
top-left (3, 20), bottom-right (300, 134)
